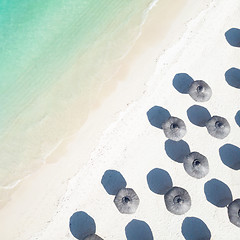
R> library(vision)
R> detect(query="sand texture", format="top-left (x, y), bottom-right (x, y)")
top-left (1, 0), bottom-right (240, 239)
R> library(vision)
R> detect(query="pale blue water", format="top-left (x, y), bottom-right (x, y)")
top-left (0, 0), bottom-right (156, 196)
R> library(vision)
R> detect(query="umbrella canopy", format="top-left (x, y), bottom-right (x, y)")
top-left (164, 186), bottom-right (191, 215)
top-left (84, 234), bottom-right (103, 240)
top-left (228, 199), bottom-right (240, 228)
top-left (206, 116), bottom-right (230, 139)
top-left (188, 80), bottom-right (212, 102)
top-left (162, 117), bottom-right (187, 141)
top-left (183, 152), bottom-right (209, 179)
top-left (114, 188), bottom-right (140, 214)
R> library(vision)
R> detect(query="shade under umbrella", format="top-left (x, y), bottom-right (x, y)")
top-left (188, 80), bottom-right (212, 102)
top-left (164, 186), bottom-right (191, 215)
top-left (206, 116), bottom-right (230, 139)
top-left (162, 117), bottom-right (187, 141)
top-left (228, 199), bottom-right (240, 228)
top-left (114, 188), bottom-right (140, 214)
top-left (84, 234), bottom-right (103, 240)
top-left (183, 152), bottom-right (209, 179)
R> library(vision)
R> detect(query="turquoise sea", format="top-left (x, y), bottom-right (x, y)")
top-left (0, 0), bottom-right (157, 200)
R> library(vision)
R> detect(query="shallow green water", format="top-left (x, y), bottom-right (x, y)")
top-left (0, 0), bottom-right (155, 192)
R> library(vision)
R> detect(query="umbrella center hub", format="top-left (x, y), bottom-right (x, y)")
top-left (173, 195), bottom-right (184, 204)
top-left (192, 159), bottom-right (201, 167)
top-left (215, 121), bottom-right (223, 128)
top-left (197, 85), bottom-right (203, 93)
top-left (122, 196), bottom-right (131, 204)
top-left (170, 123), bottom-right (179, 130)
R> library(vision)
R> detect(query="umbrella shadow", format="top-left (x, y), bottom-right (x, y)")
top-left (101, 170), bottom-right (127, 195)
top-left (235, 110), bottom-right (240, 127)
top-left (165, 139), bottom-right (190, 163)
top-left (147, 106), bottom-right (171, 129)
top-left (204, 178), bottom-right (233, 208)
top-left (172, 73), bottom-right (194, 94)
top-left (181, 217), bottom-right (211, 240)
top-left (147, 168), bottom-right (173, 195)
top-left (225, 28), bottom-right (240, 47)
top-left (125, 219), bottom-right (154, 240)
top-left (225, 67), bottom-right (240, 89)
top-left (187, 105), bottom-right (211, 127)
top-left (69, 211), bottom-right (96, 240)
top-left (219, 144), bottom-right (240, 170)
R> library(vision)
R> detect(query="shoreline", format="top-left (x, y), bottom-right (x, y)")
top-left (1, 0), bottom-right (236, 239)
top-left (0, 0), bottom-right (156, 190)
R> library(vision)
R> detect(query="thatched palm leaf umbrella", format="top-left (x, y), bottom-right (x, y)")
top-left (162, 117), bottom-right (187, 141)
top-left (183, 152), bottom-right (209, 179)
top-left (228, 199), bottom-right (240, 228)
top-left (206, 116), bottom-right (230, 139)
top-left (114, 188), bottom-right (140, 214)
top-left (164, 187), bottom-right (191, 215)
top-left (188, 80), bottom-right (212, 102)
top-left (84, 234), bottom-right (103, 240)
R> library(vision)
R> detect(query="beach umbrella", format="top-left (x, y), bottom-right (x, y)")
top-left (84, 234), bottom-right (103, 240)
top-left (206, 116), bottom-right (230, 139)
top-left (188, 80), bottom-right (212, 102)
top-left (183, 152), bottom-right (209, 179)
top-left (228, 199), bottom-right (240, 228)
top-left (114, 188), bottom-right (140, 214)
top-left (164, 186), bottom-right (191, 215)
top-left (162, 117), bottom-right (187, 141)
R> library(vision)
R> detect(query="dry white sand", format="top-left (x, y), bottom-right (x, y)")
top-left (1, 0), bottom-right (240, 239)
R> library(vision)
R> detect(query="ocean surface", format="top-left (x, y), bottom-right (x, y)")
top-left (0, 0), bottom-right (157, 202)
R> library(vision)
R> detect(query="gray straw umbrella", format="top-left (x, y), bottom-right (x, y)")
top-left (114, 188), bottom-right (140, 214)
top-left (228, 199), bottom-right (240, 228)
top-left (162, 116), bottom-right (187, 141)
top-left (183, 152), bottom-right (209, 179)
top-left (164, 186), bottom-right (191, 215)
top-left (206, 116), bottom-right (230, 139)
top-left (188, 80), bottom-right (212, 102)
top-left (84, 234), bottom-right (103, 240)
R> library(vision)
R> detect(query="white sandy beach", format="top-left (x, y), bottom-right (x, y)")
top-left (1, 0), bottom-right (240, 239)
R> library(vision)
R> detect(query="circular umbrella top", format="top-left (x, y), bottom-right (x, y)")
top-left (188, 80), bottom-right (212, 102)
top-left (114, 188), bottom-right (140, 214)
top-left (206, 116), bottom-right (230, 139)
top-left (183, 152), bottom-right (209, 179)
top-left (164, 186), bottom-right (191, 215)
top-left (162, 117), bottom-right (187, 141)
top-left (84, 234), bottom-right (103, 240)
top-left (228, 199), bottom-right (240, 228)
